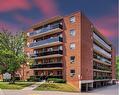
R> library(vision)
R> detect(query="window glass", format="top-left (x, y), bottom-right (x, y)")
top-left (70, 56), bottom-right (75, 63)
top-left (70, 16), bottom-right (75, 23)
top-left (70, 70), bottom-right (75, 73)
top-left (70, 43), bottom-right (75, 50)
top-left (70, 69), bottom-right (75, 77)
top-left (70, 29), bottom-right (75, 36)
top-left (58, 46), bottom-right (63, 50)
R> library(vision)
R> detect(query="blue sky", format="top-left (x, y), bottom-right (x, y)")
top-left (0, 0), bottom-right (118, 55)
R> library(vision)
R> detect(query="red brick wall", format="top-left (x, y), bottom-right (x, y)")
top-left (63, 12), bottom-right (81, 89)
top-left (80, 13), bottom-right (93, 80)
top-left (111, 47), bottom-right (116, 79)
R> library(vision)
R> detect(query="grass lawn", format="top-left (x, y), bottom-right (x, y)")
top-left (0, 82), bottom-right (34, 89)
top-left (35, 83), bottom-right (78, 92)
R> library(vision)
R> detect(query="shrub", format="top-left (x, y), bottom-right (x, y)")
top-left (27, 76), bottom-right (35, 82)
top-left (27, 76), bottom-right (42, 82)
top-left (47, 78), bottom-right (66, 83)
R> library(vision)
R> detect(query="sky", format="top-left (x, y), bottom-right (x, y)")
top-left (0, 0), bottom-right (118, 55)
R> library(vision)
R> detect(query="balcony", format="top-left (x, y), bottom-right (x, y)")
top-left (93, 76), bottom-right (112, 81)
top-left (31, 50), bottom-right (63, 57)
top-left (31, 50), bottom-right (63, 59)
top-left (29, 37), bottom-right (63, 49)
top-left (30, 62), bottom-right (63, 70)
top-left (93, 59), bottom-right (111, 68)
top-left (93, 44), bottom-right (111, 59)
top-left (93, 54), bottom-right (111, 65)
top-left (93, 32), bottom-right (111, 51)
top-left (93, 69), bottom-right (111, 73)
top-left (93, 62), bottom-right (112, 71)
top-left (28, 24), bottom-right (63, 38)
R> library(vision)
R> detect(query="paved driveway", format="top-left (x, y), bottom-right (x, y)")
top-left (0, 84), bottom-right (118, 95)
top-left (90, 84), bottom-right (118, 95)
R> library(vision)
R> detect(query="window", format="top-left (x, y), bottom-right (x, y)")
top-left (70, 69), bottom-right (75, 77)
top-left (70, 43), bottom-right (75, 50)
top-left (34, 71), bottom-right (38, 76)
top-left (58, 46), bottom-right (63, 50)
top-left (70, 56), bottom-right (75, 63)
top-left (48, 71), bottom-right (53, 75)
top-left (34, 50), bottom-right (38, 54)
top-left (57, 57), bottom-right (62, 62)
top-left (42, 48), bottom-right (47, 52)
top-left (70, 29), bottom-right (75, 36)
top-left (57, 71), bottom-right (62, 75)
top-left (48, 48), bottom-right (53, 51)
top-left (70, 16), bottom-right (75, 23)
top-left (49, 58), bottom-right (54, 63)
top-left (59, 34), bottom-right (63, 37)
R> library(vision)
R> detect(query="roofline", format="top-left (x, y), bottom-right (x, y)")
top-left (31, 16), bottom-right (63, 29)
top-left (30, 11), bottom-right (83, 29)
top-left (28, 11), bottom-right (113, 46)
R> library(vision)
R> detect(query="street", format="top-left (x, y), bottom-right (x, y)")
top-left (0, 84), bottom-right (118, 95)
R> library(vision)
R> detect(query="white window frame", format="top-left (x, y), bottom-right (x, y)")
top-left (70, 43), bottom-right (75, 50)
top-left (70, 29), bottom-right (75, 36)
top-left (70, 16), bottom-right (76, 23)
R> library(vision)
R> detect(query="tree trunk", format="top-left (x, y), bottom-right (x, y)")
top-left (9, 72), bottom-right (15, 84)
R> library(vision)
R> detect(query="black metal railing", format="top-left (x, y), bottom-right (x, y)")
top-left (93, 76), bottom-right (112, 80)
top-left (30, 62), bottom-right (63, 69)
top-left (93, 64), bottom-right (112, 71)
top-left (31, 50), bottom-right (63, 58)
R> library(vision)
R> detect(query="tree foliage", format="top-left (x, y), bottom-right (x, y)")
top-left (0, 29), bottom-right (27, 83)
top-left (116, 56), bottom-right (119, 79)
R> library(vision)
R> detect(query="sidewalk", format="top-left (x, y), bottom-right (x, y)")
top-left (0, 89), bottom-right (5, 95)
top-left (22, 82), bottom-right (44, 90)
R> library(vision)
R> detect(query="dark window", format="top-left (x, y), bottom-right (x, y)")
top-left (57, 71), bottom-right (62, 75)
top-left (70, 56), bottom-right (75, 63)
top-left (70, 70), bottom-right (75, 73)
top-left (70, 69), bottom-right (75, 77)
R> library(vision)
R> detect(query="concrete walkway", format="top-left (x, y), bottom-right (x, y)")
top-left (22, 82), bottom-right (44, 90)
top-left (0, 89), bottom-right (4, 95)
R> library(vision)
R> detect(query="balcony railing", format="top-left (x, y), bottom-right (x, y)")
top-left (93, 76), bottom-right (112, 80)
top-left (29, 37), bottom-right (63, 48)
top-left (93, 32), bottom-right (111, 50)
top-left (93, 54), bottom-right (111, 64)
top-left (30, 62), bottom-right (63, 69)
top-left (28, 24), bottom-right (63, 37)
top-left (31, 50), bottom-right (63, 58)
top-left (93, 44), bottom-right (111, 58)
top-left (93, 65), bottom-right (112, 71)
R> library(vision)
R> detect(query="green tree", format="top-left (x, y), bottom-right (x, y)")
top-left (116, 56), bottom-right (119, 79)
top-left (0, 29), bottom-right (27, 83)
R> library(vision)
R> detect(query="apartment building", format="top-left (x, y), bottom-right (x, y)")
top-left (26, 11), bottom-right (116, 91)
